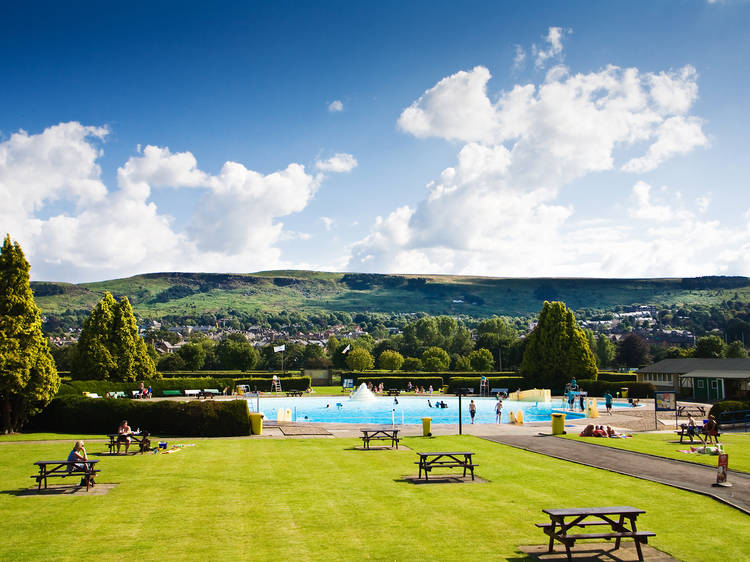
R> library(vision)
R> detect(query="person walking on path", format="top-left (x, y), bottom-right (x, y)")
top-left (604, 391), bottom-right (613, 415)
top-left (469, 400), bottom-right (477, 424)
top-left (495, 399), bottom-right (503, 423)
top-left (704, 415), bottom-right (719, 444)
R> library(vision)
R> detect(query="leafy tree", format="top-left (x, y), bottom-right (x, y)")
top-left (595, 334), bottom-right (616, 368)
top-left (346, 347), bottom-right (374, 371)
top-left (468, 348), bottom-right (494, 371)
top-left (378, 350), bottom-right (404, 371)
top-left (520, 301), bottom-right (597, 389)
top-left (302, 344), bottom-right (330, 369)
top-left (448, 326), bottom-right (474, 356)
top-left (217, 334), bottom-right (259, 370)
top-left (421, 346), bottom-right (450, 371)
top-left (325, 335), bottom-right (340, 358)
top-left (476, 317), bottom-right (517, 369)
top-left (454, 355), bottom-right (472, 371)
top-left (157, 353), bottom-right (186, 372)
top-left (178, 343), bottom-right (206, 370)
top-left (693, 335), bottom-right (727, 358)
top-left (73, 292), bottom-right (156, 381)
top-left (726, 340), bottom-right (748, 358)
top-left (0, 235), bottom-right (60, 433)
top-left (401, 357), bottom-right (422, 371)
top-left (616, 333), bottom-right (651, 368)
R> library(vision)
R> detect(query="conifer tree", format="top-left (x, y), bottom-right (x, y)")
top-left (74, 292), bottom-right (156, 381)
top-left (0, 235), bottom-right (60, 433)
top-left (520, 301), bottom-right (597, 389)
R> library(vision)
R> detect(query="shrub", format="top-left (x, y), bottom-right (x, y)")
top-left (58, 377), bottom-right (237, 397)
top-left (446, 376), bottom-right (524, 394)
top-left (354, 376), bottom-right (443, 391)
top-left (597, 372), bottom-right (638, 382)
top-left (233, 376), bottom-right (311, 392)
top-left (27, 395), bottom-right (250, 436)
top-left (577, 380), bottom-right (655, 398)
top-left (708, 400), bottom-right (750, 419)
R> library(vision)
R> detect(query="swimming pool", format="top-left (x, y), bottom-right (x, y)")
top-left (246, 395), bottom-right (592, 425)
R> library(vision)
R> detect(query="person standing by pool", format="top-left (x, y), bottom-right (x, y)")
top-left (495, 399), bottom-right (503, 423)
top-left (567, 390), bottom-right (575, 411)
top-left (469, 400), bottom-right (477, 424)
top-left (604, 391), bottom-right (613, 415)
top-left (579, 389), bottom-right (585, 412)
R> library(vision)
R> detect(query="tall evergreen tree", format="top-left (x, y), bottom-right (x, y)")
top-left (73, 292), bottom-right (156, 381)
top-left (520, 301), bottom-right (597, 389)
top-left (0, 235), bottom-right (60, 432)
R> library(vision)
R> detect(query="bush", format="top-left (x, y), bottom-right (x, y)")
top-left (709, 400), bottom-right (750, 419)
top-left (597, 372), bottom-right (638, 382)
top-left (446, 376), bottom-right (524, 394)
top-left (354, 376), bottom-right (443, 391)
top-left (27, 395), bottom-right (250, 436)
top-left (58, 377), bottom-right (237, 397)
top-left (233, 376), bottom-right (311, 392)
top-left (577, 380), bottom-right (655, 398)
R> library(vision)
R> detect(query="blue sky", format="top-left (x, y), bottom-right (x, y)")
top-left (2, 0), bottom-right (749, 282)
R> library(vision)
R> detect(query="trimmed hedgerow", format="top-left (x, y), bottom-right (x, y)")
top-left (446, 377), bottom-right (525, 394)
top-left (27, 395), bottom-right (250, 436)
top-left (709, 400), bottom-right (750, 419)
top-left (58, 378), bottom-right (236, 397)
top-left (576, 379), bottom-right (655, 398)
top-left (233, 376), bottom-right (311, 392)
top-left (354, 376), bottom-right (444, 391)
top-left (597, 372), bottom-right (638, 382)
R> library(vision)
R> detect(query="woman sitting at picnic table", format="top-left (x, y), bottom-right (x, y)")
top-left (67, 440), bottom-right (95, 487)
top-left (117, 419), bottom-right (132, 454)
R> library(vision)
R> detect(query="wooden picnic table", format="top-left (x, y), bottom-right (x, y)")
top-left (416, 451), bottom-right (477, 481)
top-left (107, 433), bottom-right (148, 454)
top-left (286, 390), bottom-right (303, 397)
top-left (360, 429), bottom-right (400, 449)
top-left (32, 460), bottom-right (100, 491)
top-left (386, 389), bottom-right (400, 396)
top-left (537, 506), bottom-right (655, 561)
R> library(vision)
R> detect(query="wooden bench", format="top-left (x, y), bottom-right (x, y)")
top-left (286, 390), bottom-right (303, 397)
top-left (184, 389), bottom-right (200, 397)
top-left (538, 506), bottom-right (654, 561)
top-left (416, 452), bottom-right (477, 481)
top-left (675, 424), bottom-right (704, 443)
top-left (107, 433), bottom-right (149, 454)
top-left (31, 460), bottom-right (100, 491)
top-left (360, 429), bottom-right (400, 449)
top-left (162, 389), bottom-right (181, 397)
top-left (387, 389), bottom-right (401, 396)
top-left (719, 409), bottom-right (750, 430)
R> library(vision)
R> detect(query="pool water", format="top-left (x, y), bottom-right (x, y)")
top-left (246, 396), bottom-right (593, 425)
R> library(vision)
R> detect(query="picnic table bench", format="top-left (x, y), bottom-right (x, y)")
top-left (677, 405), bottom-right (706, 417)
top-left (675, 424), bottom-right (704, 443)
top-left (31, 460), bottom-right (100, 491)
top-left (107, 433), bottom-right (149, 454)
top-left (415, 451), bottom-right (477, 481)
top-left (387, 389), bottom-right (400, 396)
top-left (360, 429), bottom-right (400, 449)
top-left (184, 389), bottom-right (200, 397)
top-left (537, 506), bottom-right (655, 561)
top-left (199, 388), bottom-right (219, 399)
top-left (286, 390), bottom-right (303, 397)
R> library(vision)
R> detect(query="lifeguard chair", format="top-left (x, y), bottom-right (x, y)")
top-left (272, 375), bottom-right (282, 393)
top-left (479, 375), bottom-right (489, 397)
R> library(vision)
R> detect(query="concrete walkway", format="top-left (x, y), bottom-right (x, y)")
top-left (485, 433), bottom-right (750, 515)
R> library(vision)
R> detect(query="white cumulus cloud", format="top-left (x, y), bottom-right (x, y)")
top-left (315, 153), bottom-right (358, 173)
top-left (328, 100), bottom-right (344, 112)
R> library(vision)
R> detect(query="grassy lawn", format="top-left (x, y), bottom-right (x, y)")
top-left (1, 435), bottom-right (749, 561)
top-left (560, 432), bottom-right (750, 473)
top-left (0, 432), bottom-right (108, 442)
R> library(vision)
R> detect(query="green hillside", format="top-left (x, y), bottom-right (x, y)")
top-left (30, 272), bottom-right (750, 326)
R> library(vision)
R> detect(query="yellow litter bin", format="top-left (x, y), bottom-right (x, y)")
top-left (551, 413), bottom-right (566, 435)
top-left (249, 412), bottom-right (263, 435)
top-left (620, 387), bottom-right (629, 399)
top-left (422, 417), bottom-right (432, 436)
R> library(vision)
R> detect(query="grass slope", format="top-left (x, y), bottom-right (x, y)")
top-left (31, 271), bottom-right (750, 321)
top-left (1, 435), bottom-right (749, 560)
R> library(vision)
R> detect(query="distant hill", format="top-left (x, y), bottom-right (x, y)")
top-left (30, 272), bottom-right (750, 327)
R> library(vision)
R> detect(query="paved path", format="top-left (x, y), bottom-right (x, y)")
top-left (485, 434), bottom-right (750, 515)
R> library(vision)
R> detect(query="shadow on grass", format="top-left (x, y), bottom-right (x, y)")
top-left (1, 484), bottom-right (117, 496)
top-left (395, 475), bottom-right (489, 485)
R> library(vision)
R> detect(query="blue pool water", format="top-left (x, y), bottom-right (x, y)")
top-left (246, 396), bottom-right (596, 425)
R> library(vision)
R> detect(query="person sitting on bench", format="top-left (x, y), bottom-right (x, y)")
top-left (68, 440), bottom-right (95, 487)
top-left (117, 420), bottom-right (132, 454)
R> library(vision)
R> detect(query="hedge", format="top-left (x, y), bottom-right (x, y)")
top-left (354, 376), bottom-right (444, 391)
top-left (234, 376), bottom-right (311, 392)
top-left (158, 370), bottom-right (299, 378)
top-left (446, 377), bottom-right (525, 394)
top-left (27, 395), bottom-right (251, 436)
top-left (58, 377), bottom-right (237, 397)
top-left (577, 379), bottom-right (655, 398)
top-left (597, 372), bottom-right (638, 382)
top-left (709, 400), bottom-right (750, 419)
